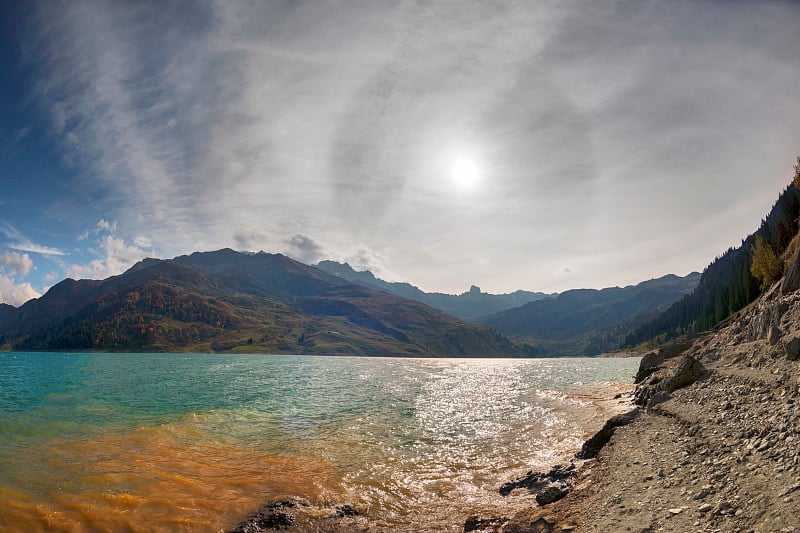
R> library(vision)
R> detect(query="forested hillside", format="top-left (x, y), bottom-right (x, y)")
top-left (0, 250), bottom-right (523, 357)
top-left (625, 159), bottom-right (800, 346)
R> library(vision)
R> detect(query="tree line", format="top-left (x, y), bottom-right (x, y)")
top-left (624, 157), bottom-right (800, 346)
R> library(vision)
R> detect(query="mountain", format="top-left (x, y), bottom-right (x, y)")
top-left (0, 249), bottom-right (522, 357)
top-left (316, 260), bottom-right (553, 321)
top-left (479, 272), bottom-right (701, 356)
top-left (625, 179), bottom-right (800, 346)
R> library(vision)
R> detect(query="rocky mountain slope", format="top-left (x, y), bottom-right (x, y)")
top-left (316, 260), bottom-right (553, 321)
top-left (479, 273), bottom-right (700, 356)
top-left (0, 249), bottom-right (522, 357)
top-left (492, 261), bottom-right (800, 532)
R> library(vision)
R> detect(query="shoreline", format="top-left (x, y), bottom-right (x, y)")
top-left (498, 288), bottom-right (800, 532)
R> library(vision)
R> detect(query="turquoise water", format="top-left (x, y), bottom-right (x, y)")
top-left (0, 353), bottom-right (639, 532)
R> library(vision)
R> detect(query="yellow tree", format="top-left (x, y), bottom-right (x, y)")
top-left (751, 235), bottom-right (782, 289)
top-left (794, 156), bottom-right (800, 190)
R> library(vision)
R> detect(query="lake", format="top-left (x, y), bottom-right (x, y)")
top-left (0, 352), bottom-right (639, 532)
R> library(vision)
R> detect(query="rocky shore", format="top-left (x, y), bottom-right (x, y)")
top-left (229, 282), bottom-right (800, 532)
top-left (494, 282), bottom-right (800, 532)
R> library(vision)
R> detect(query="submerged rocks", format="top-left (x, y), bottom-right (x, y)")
top-left (229, 498), bottom-right (362, 533)
top-left (230, 499), bottom-right (304, 532)
top-left (499, 464), bottom-right (577, 497)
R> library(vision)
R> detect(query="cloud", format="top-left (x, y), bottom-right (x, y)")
top-left (77, 230), bottom-right (89, 241)
top-left (1, 221), bottom-right (67, 256)
top-left (283, 234), bottom-right (328, 264)
top-left (1, 251), bottom-right (34, 277)
top-left (0, 275), bottom-right (40, 307)
top-left (5, 242), bottom-right (66, 256)
top-left (21, 1), bottom-right (800, 294)
top-left (343, 245), bottom-right (393, 279)
top-left (95, 219), bottom-right (118, 234)
top-left (66, 234), bottom-right (152, 280)
top-left (133, 235), bottom-right (152, 248)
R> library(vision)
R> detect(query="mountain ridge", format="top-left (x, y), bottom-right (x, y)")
top-left (0, 249), bottom-right (522, 357)
top-left (479, 272), bottom-right (701, 356)
top-left (316, 260), bottom-right (554, 321)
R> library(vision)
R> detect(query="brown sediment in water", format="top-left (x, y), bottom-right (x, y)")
top-left (0, 381), bottom-right (639, 533)
top-left (0, 422), bottom-right (340, 533)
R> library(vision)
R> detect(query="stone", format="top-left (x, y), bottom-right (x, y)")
top-left (698, 503), bottom-right (713, 513)
top-left (770, 325), bottom-right (783, 346)
top-left (535, 482), bottom-right (568, 506)
top-left (500, 464), bottom-right (576, 496)
top-left (784, 332), bottom-right (800, 361)
top-left (634, 355), bottom-right (707, 406)
top-left (576, 409), bottom-right (639, 459)
top-left (667, 507), bottom-right (683, 515)
top-left (635, 351), bottom-right (665, 383)
top-left (647, 391), bottom-right (671, 408)
top-left (331, 504), bottom-right (359, 518)
top-left (464, 515), bottom-right (508, 532)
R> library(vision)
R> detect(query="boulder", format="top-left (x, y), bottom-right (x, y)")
top-left (464, 516), bottom-right (508, 532)
top-left (769, 325), bottom-right (782, 346)
top-left (535, 482), bottom-right (568, 506)
top-left (634, 355), bottom-right (707, 406)
top-left (634, 351), bottom-right (665, 383)
top-left (783, 332), bottom-right (800, 361)
top-left (576, 409), bottom-right (638, 459)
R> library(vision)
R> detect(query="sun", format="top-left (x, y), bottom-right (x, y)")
top-left (449, 156), bottom-right (480, 191)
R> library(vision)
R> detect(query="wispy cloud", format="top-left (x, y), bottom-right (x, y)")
top-left (21, 0), bottom-right (800, 293)
top-left (1, 221), bottom-right (67, 257)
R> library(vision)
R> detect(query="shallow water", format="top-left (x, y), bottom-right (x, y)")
top-left (0, 352), bottom-right (639, 532)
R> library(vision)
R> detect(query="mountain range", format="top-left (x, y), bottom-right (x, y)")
top-left (0, 249), bottom-right (522, 357)
top-left (477, 273), bottom-right (701, 356)
top-left (316, 260), bottom-right (553, 320)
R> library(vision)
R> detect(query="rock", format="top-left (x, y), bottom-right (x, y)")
top-left (230, 499), bottom-right (300, 533)
top-left (503, 515), bottom-right (555, 533)
top-left (499, 464), bottom-right (576, 496)
top-left (667, 507), bottom-right (683, 515)
top-left (331, 504), bottom-right (359, 518)
top-left (634, 355), bottom-right (707, 406)
top-left (535, 482), bottom-right (568, 506)
top-left (698, 503), bottom-right (713, 513)
top-left (663, 355), bottom-right (707, 391)
top-left (576, 409), bottom-right (639, 459)
top-left (229, 498), bottom-right (363, 533)
top-left (635, 352), bottom-right (665, 383)
top-left (784, 332), bottom-right (800, 361)
top-left (770, 325), bottom-right (783, 346)
top-left (781, 249), bottom-right (800, 295)
top-left (647, 390), bottom-right (671, 408)
top-left (464, 515), bottom-right (508, 532)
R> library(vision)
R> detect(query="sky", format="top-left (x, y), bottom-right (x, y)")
top-left (1, 0), bottom-right (800, 306)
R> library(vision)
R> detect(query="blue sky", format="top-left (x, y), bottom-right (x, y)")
top-left (1, 1), bottom-right (800, 306)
